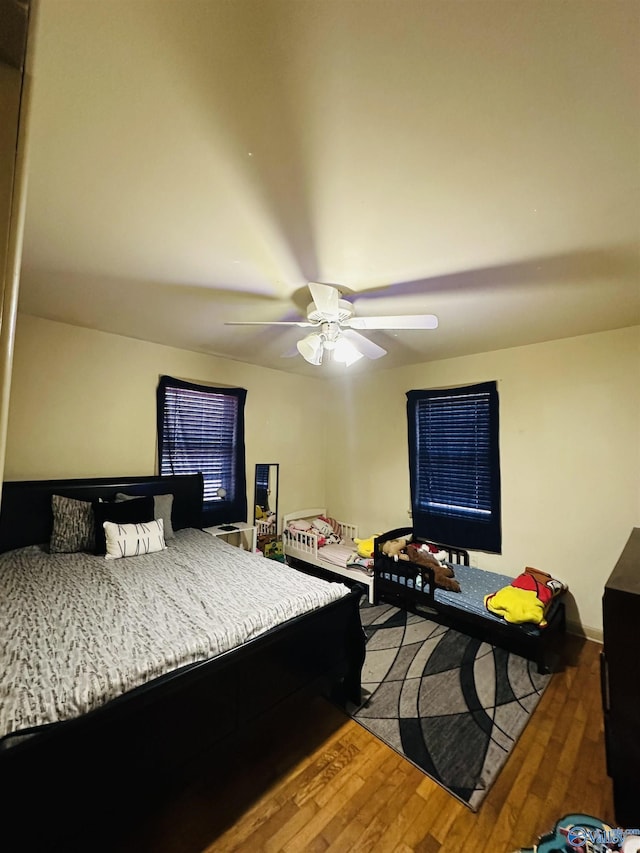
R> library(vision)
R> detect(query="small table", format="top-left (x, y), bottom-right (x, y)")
top-left (204, 523), bottom-right (257, 552)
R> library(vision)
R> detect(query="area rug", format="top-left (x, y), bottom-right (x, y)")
top-left (514, 813), bottom-right (640, 852)
top-left (351, 602), bottom-right (551, 811)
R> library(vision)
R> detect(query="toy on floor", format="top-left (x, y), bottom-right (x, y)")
top-left (517, 812), bottom-right (640, 853)
top-left (484, 566), bottom-right (567, 626)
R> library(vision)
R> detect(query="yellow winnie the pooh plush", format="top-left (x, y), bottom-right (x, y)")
top-left (353, 535), bottom-right (379, 559)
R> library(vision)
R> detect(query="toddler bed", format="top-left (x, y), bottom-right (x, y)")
top-left (374, 527), bottom-right (566, 673)
top-left (282, 508), bottom-right (375, 603)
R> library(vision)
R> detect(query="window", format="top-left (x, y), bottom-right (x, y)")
top-left (406, 381), bottom-right (501, 552)
top-left (157, 375), bottom-right (247, 525)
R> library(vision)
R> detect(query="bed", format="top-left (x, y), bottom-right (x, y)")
top-left (0, 474), bottom-right (365, 841)
top-left (282, 507), bottom-right (375, 603)
top-left (374, 527), bottom-right (566, 674)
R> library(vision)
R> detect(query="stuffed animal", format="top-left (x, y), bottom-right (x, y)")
top-left (354, 535), bottom-right (379, 559)
top-left (381, 536), bottom-right (412, 561)
top-left (405, 543), bottom-right (461, 592)
top-left (418, 542), bottom-right (449, 563)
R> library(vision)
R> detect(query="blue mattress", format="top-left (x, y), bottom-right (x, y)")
top-left (378, 562), bottom-right (558, 637)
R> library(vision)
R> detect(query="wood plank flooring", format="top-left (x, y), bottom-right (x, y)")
top-left (118, 634), bottom-right (614, 853)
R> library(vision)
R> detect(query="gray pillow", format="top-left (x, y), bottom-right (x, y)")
top-left (50, 494), bottom-right (95, 553)
top-left (114, 492), bottom-right (175, 539)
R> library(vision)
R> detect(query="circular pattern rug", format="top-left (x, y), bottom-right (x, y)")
top-left (352, 602), bottom-right (550, 811)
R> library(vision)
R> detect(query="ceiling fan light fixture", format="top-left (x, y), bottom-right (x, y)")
top-left (333, 335), bottom-right (364, 366)
top-left (227, 282), bottom-right (437, 368)
top-left (296, 333), bottom-right (324, 365)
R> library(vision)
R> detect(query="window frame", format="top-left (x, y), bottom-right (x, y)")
top-left (157, 375), bottom-right (247, 526)
top-left (406, 381), bottom-right (501, 553)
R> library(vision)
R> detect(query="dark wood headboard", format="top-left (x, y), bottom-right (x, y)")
top-left (0, 473), bottom-right (204, 553)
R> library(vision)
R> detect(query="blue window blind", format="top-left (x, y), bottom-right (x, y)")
top-left (407, 381), bottom-right (501, 553)
top-left (157, 376), bottom-right (247, 525)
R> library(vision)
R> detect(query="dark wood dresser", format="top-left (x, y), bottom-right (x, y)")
top-left (602, 527), bottom-right (640, 826)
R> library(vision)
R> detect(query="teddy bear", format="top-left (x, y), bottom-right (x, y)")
top-left (354, 535), bottom-right (379, 559)
top-left (380, 536), bottom-right (412, 561)
top-left (405, 543), bottom-right (461, 593)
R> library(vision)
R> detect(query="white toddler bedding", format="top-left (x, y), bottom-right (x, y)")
top-left (0, 528), bottom-right (349, 741)
top-left (319, 542), bottom-right (361, 568)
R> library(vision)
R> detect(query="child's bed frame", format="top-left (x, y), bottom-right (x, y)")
top-left (374, 527), bottom-right (566, 674)
top-left (282, 508), bottom-right (375, 604)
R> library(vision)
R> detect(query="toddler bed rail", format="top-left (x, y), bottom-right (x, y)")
top-left (285, 521), bottom-right (358, 561)
top-left (282, 508), bottom-right (375, 603)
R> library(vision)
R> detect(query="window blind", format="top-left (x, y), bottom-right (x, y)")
top-left (157, 376), bottom-right (247, 525)
top-left (407, 382), bottom-right (501, 552)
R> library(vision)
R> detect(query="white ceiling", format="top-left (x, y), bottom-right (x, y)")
top-left (18, 0), bottom-right (640, 377)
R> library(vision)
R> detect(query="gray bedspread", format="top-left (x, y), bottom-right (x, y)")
top-left (0, 528), bottom-right (349, 739)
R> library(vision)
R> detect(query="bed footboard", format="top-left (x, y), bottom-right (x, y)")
top-left (0, 587), bottom-right (365, 845)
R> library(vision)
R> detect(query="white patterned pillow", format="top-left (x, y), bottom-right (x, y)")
top-left (312, 518), bottom-right (334, 537)
top-left (103, 518), bottom-right (166, 560)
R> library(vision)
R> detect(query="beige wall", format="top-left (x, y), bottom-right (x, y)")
top-left (5, 314), bottom-right (330, 519)
top-left (325, 326), bottom-right (640, 637)
top-left (6, 314), bottom-right (640, 635)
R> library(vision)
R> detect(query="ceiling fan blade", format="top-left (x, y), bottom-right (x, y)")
top-left (308, 282), bottom-right (340, 321)
top-left (345, 314), bottom-right (438, 330)
top-left (342, 329), bottom-right (387, 360)
top-left (224, 321), bottom-right (314, 327)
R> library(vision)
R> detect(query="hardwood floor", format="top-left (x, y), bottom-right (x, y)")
top-left (118, 634), bottom-right (613, 853)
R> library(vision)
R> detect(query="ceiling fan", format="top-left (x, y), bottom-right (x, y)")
top-left (225, 282), bottom-right (438, 366)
